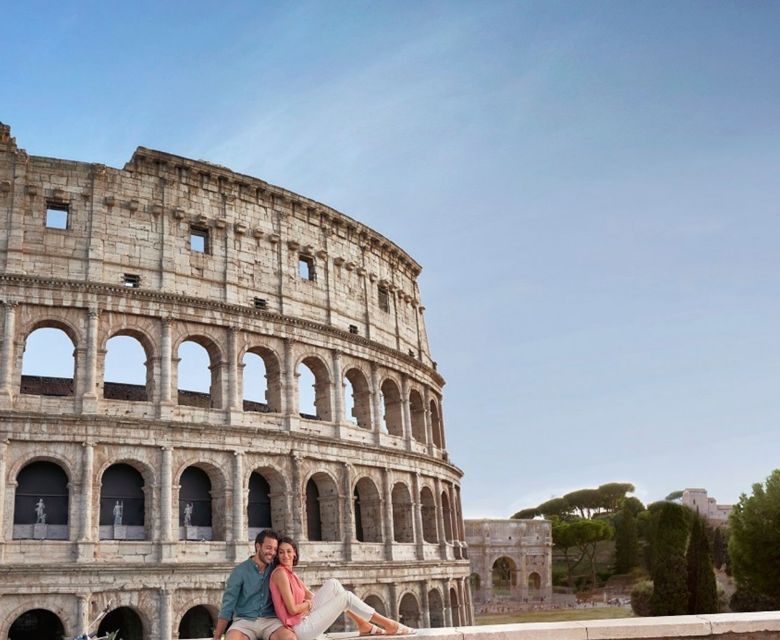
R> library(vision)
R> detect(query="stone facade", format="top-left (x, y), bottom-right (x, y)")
top-left (682, 489), bottom-right (732, 526)
top-left (0, 123), bottom-right (473, 639)
top-left (465, 519), bottom-right (552, 613)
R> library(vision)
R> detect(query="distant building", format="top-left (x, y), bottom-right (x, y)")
top-left (465, 519), bottom-right (552, 613)
top-left (682, 488), bottom-right (732, 526)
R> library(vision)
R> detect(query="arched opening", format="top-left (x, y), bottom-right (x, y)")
top-left (298, 356), bottom-right (331, 421)
top-left (492, 556), bottom-right (517, 597)
top-left (441, 491), bottom-right (453, 543)
top-left (528, 572), bottom-right (542, 599)
top-left (177, 337), bottom-right (222, 408)
top-left (392, 483), bottom-right (414, 543)
top-left (305, 473), bottom-right (339, 541)
top-left (179, 605), bottom-right (215, 639)
top-left (409, 389), bottom-right (426, 443)
top-left (380, 379), bottom-right (403, 436)
top-left (428, 589), bottom-right (444, 628)
top-left (363, 595), bottom-right (386, 617)
top-left (449, 588), bottom-right (460, 626)
top-left (179, 466), bottom-right (213, 539)
top-left (243, 347), bottom-right (281, 413)
top-left (103, 334), bottom-right (150, 401)
top-left (420, 487), bottom-right (437, 543)
top-left (430, 399), bottom-right (443, 448)
top-left (20, 326), bottom-right (75, 396)
top-left (13, 461), bottom-right (69, 539)
top-left (248, 472), bottom-right (272, 531)
top-left (353, 477), bottom-right (382, 543)
top-left (344, 368), bottom-right (371, 428)
top-left (469, 572), bottom-right (482, 594)
top-left (98, 607), bottom-right (143, 640)
top-left (99, 463), bottom-right (145, 539)
top-left (398, 593), bottom-right (420, 628)
top-left (8, 609), bottom-right (65, 640)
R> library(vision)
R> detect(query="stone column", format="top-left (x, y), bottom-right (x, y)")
top-left (400, 375), bottom-right (412, 451)
top-left (433, 478), bottom-right (447, 558)
top-left (232, 450), bottom-right (245, 559)
top-left (419, 582), bottom-right (431, 628)
top-left (0, 300), bottom-right (17, 406)
top-left (412, 473), bottom-right (424, 559)
top-left (226, 327), bottom-right (240, 420)
top-left (77, 593), bottom-right (91, 637)
top-left (158, 318), bottom-right (173, 416)
top-left (76, 442), bottom-right (95, 561)
top-left (160, 587), bottom-right (173, 640)
top-left (423, 387), bottom-right (434, 455)
top-left (282, 338), bottom-right (295, 429)
top-left (0, 439), bottom-right (7, 544)
top-left (370, 363), bottom-right (383, 445)
top-left (447, 483), bottom-right (461, 558)
top-left (341, 462), bottom-right (353, 561)
top-left (160, 446), bottom-right (175, 560)
top-left (387, 583), bottom-right (399, 620)
top-left (290, 453), bottom-right (303, 540)
top-left (332, 350), bottom-right (343, 425)
top-left (443, 581), bottom-right (453, 627)
top-left (81, 309), bottom-right (100, 412)
top-left (381, 467), bottom-right (394, 560)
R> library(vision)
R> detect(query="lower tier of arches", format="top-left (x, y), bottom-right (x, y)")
top-left (0, 563), bottom-right (474, 639)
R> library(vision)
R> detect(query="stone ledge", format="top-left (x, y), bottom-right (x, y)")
top-left (189, 613), bottom-right (780, 640)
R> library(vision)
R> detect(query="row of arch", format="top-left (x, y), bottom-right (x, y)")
top-left (4, 584), bottom-right (469, 640)
top-left (9, 458), bottom-right (464, 546)
top-left (14, 320), bottom-right (444, 447)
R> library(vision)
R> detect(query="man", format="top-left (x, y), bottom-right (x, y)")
top-left (214, 529), bottom-right (297, 640)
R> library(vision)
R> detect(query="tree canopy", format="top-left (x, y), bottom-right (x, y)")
top-left (511, 482), bottom-right (637, 520)
top-left (729, 469), bottom-right (780, 604)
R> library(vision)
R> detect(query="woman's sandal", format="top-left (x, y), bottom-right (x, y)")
top-left (360, 625), bottom-right (386, 636)
top-left (388, 624), bottom-right (416, 636)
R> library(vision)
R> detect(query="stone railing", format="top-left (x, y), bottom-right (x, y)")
top-left (191, 612), bottom-right (780, 640)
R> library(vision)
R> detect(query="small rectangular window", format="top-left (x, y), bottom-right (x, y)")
top-left (253, 297), bottom-right (268, 309)
top-left (123, 273), bottom-right (141, 288)
top-left (299, 255), bottom-right (316, 281)
top-left (378, 287), bottom-right (390, 313)
top-left (349, 324), bottom-right (359, 335)
top-left (190, 226), bottom-right (209, 253)
top-left (46, 203), bottom-right (69, 229)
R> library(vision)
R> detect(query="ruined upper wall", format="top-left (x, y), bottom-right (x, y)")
top-left (0, 123), bottom-right (433, 367)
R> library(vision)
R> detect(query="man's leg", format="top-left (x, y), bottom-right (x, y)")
top-left (226, 632), bottom-right (252, 640)
top-left (269, 626), bottom-right (296, 640)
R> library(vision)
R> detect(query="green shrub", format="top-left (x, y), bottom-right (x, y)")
top-left (730, 588), bottom-right (779, 612)
top-left (631, 580), bottom-right (654, 617)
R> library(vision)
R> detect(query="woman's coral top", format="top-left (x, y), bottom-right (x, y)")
top-left (270, 565), bottom-right (307, 627)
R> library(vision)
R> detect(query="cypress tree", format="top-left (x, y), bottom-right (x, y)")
top-left (651, 502), bottom-right (689, 615)
top-left (686, 516), bottom-right (719, 613)
top-left (615, 505), bottom-right (639, 574)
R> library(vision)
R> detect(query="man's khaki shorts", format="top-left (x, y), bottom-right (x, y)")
top-left (229, 617), bottom-right (284, 640)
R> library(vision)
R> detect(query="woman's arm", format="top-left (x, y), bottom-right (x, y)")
top-left (271, 567), bottom-right (312, 616)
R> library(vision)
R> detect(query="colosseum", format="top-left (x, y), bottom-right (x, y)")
top-left (0, 123), bottom-right (472, 639)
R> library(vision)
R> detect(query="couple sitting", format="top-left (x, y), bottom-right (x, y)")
top-left (214, 529), bottom-right (416, 640)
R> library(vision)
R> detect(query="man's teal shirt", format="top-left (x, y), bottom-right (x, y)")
top-left (218, 557), bottom-right (276, 621)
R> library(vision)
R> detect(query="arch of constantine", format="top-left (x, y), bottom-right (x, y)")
top-left (0, 123), bottom-right (473, 639)
top-left (465, 519), bottom-right (552, 613)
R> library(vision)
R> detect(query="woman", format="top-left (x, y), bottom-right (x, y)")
top-left (270, 537), bottom-right (415, 639)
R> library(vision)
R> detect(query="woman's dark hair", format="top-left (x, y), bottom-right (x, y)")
top-left (278, 536), bottom-right (299, 566)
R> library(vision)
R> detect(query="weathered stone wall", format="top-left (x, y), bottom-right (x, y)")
top-left (0, 122), bottom-right (471, 639)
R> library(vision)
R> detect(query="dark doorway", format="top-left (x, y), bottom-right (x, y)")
top-left (179, 466), bottom-right (212, 527)
top-left (14, 461), bottom-right (69, 524)
top-left (179, 605), bottom-right (214, 639)
top-left (306, 479), bottom-right (322, 541)
top-left (100, 463), bottom-right (145, 526)
top-left (98, 607), bottom-right (143, 640)
top-left (9, 609), bottom-right (65, 640)
top-left (248, 472), bottom-right (271, 528)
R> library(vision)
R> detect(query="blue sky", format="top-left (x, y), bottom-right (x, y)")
top-left (3, 1), bottom-right (780, 517)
